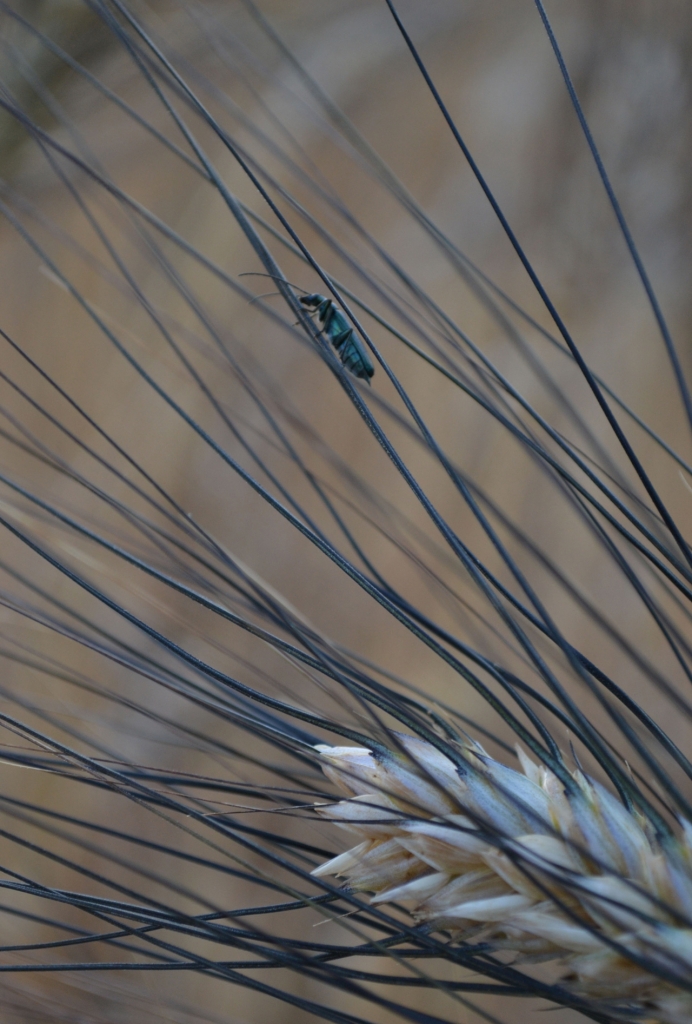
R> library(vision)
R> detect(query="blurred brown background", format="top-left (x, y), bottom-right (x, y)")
top-left (0, 1), bottom-right (691, 1021)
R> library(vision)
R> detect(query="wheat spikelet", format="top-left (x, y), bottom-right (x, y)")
top-left (313, 735), bottom-right (692, 1023)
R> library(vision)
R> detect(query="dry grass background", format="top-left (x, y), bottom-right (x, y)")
top-left (0, 1), bottom-right (691, 1021)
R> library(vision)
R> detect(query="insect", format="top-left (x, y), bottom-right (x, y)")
top-left (299, 293), bottom-right (375, 382)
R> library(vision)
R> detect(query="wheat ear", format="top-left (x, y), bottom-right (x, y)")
top-left (312, 734), bottom-right (692, 1024)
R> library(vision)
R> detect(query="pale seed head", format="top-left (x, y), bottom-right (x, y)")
top-left (312, 736), bottom-right (692, 1021)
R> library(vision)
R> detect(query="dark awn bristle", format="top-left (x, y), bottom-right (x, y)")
top-left (0, 1), bottom-right (690, 1022)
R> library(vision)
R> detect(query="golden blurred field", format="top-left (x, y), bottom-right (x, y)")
top-left (1, 1), bottom-right (692, 1021)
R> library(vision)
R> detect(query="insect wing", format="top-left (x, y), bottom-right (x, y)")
top-left (338, 330), bottom-right (375, 381)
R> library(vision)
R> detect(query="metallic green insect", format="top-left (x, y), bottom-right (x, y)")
top-left (299, 294), bottom-right (375, 382)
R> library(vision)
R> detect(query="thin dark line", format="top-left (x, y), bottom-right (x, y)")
top-left (383, 0), bottom-right (692, 571)
top-left (532, 0), bottom-right (692, 435)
